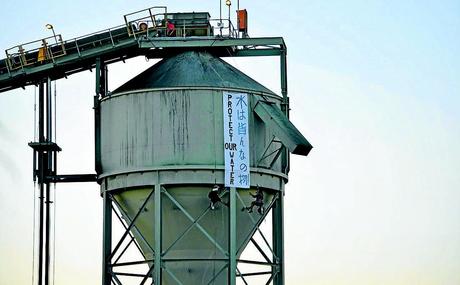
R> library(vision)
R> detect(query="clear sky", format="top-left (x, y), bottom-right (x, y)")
top-left (0, 1), bottom-right (459, 285)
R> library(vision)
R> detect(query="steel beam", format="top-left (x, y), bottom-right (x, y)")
top-left (280, 48), bottom-right (290, 174)
top-left (138, 37), bottom-right (285, 49)
top-left (94, 58), bottom-right (105, 175)
top-left (273, 193), bottom-right (285, 285)
top-left (206, 262), bottom-right (228, 285)
top-left (102, 191), bottom-right (112, 285)
top-left (233, 49), bottom-right (282, 57)
top-left (37, 80), bottom-right (44, 285)
top-left (45, 174), bottom-right (97, 183)
top-left (109, 189), bottom-right (154, 261)
top-left (110, 197), bottom-right (154, 254)
top-left (162, 189), bottom-right (227, 256)
top-left (229, 187), bottom-right (237, 285)
top-left (111, 210), bottom-right (146, 261)
top-left (162, 205), bottom-right (212, 256)
top-left (154, 184), bottom-right (162, 285)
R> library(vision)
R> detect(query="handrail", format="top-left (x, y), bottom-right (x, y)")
top-left (124, 7), bottom-right (168, 36)
top-left (5, 34), bottom-right (67, 71)
top-left (209, 19), bottom-right (238, 38)
top-left (1, 9), bottom-right (240, 75)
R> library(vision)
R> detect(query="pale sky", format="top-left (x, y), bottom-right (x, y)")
top-left (0, 1), bottom-right (459, 285)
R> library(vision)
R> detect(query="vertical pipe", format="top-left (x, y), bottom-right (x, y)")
top-left (44, 180), bottom-right (50, 285)
top-left (38, 81), bottom-right (45, 285)
top-left (45, 78), bottom-right (52, 285)
top-left (273, 192), bottom-right (285, 285)
top-left (228, 6), bottom-right (231, 35)
top-left (220, 0), bottom-right (222, 24)
top-left (39, 82), bottom-right (45, 143)
top-left (228, 187), bottom-right (237, 285)
top-left (94, 58), bottom-right (103, 174)
top-left (94, 94), bottom-right (101, 174)
top-left (154, 184), bottom-right (162, 284)
top-left (46, 78), bottom-right (52, 141)
top-left (237, 0), bottom-right (240, 36)
top-left (102, 191), bottom-right (112, 285)
top-left (280, 49), bottom-right (288, 116)
top-left (280, 49), bottom-right (290, 174)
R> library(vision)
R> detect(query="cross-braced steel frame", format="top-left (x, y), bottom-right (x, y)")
top-left (97, 36), bottom-right (289, 284)
top-left (101, 184), bottom-right (285, 285)
top-left (2, 32), bottom-right (290, 285)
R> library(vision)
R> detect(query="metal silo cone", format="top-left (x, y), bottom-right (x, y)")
top-left (99, 51), bottom-right (311, 284)
top-left (112, 186), bottom-right (274, 284)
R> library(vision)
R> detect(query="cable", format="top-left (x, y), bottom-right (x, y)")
top-left (31, 179), bottom-right (37, 285)
top-left (54, 81), bottom-right (57, 142)
top-left (31, 86), bottom-right (37, 285)
top-left (52, 80), bottom-right (57, 285)
top-left (34, 86), bottom-right (37, 141)
top-left (52, 183), bottom-right (57, 285)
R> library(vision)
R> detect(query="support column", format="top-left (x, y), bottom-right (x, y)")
top-left (228, 187), bottom-right (237, 285)
top-left (102, 191), bottom-right (112, 285)
top-left (154, 184), bottom-right (162, 284)
top-left (37, 81), bottom-right (45, 285)
top-left (44, 77), bottom-right (52, 285)
top-left (280, 48), bottom-right (290, 174)
top-left (273, 193), bottom-right (285, 285)
top-left (94, 58), bottom-right (106, 175)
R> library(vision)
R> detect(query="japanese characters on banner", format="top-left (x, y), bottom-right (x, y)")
top-left (223, 92), bottom-right (250, 188)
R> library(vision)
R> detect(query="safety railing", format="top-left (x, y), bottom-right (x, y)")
top-left (5, 34), bottom-right (66, 71)
top-left (209, 19), bottom-right (238, 38)
top-left (1, 7), bottom-right (241, 75)
top-left (124, 6), bottom-right (168, 38)
top-left (61, 24), bottom-right (129, 57)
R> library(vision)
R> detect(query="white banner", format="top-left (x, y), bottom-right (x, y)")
top-left (223, 92), bottom-right (250, 188)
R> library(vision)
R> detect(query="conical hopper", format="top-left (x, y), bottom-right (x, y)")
top-left (113, 186), bottom-right (274, 284)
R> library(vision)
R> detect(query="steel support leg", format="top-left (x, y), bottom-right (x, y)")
top-left (37, 81), bottom-right (45, 285)
top-left (154, 184), bottom-right (162, 284)
top-left (273, 194), bottom-right (284, 285)
top-left (94, 58), bottom-right (106, 175)
top-left (280, 49), bottom-right (290, 174)
top-left (44, 181), bottom-right (50, 285)
top-left (102, 191), bottom-right (112, 285)
top-left (229, 187), bottom-right (237, 285)
top-left (44, 77), bottom-right (52, 285)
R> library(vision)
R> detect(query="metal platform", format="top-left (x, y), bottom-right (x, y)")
top-left (0, 8), bottom-right (285, 94)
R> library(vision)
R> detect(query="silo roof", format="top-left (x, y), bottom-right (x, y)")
top-left (113, 51), bottom-right (277, 95)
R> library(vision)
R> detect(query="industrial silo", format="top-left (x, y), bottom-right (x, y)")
top-left (99, 51), bottom-right (311, 284)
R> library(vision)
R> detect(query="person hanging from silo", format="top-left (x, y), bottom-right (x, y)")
top-left (242, 186), bottom-right (264, 214)
top-left (208, 185), bottom-right (228, 210)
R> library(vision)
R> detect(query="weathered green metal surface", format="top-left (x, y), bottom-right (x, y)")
top-left (99, 51), bottom-right (308, 284)
top-left (254, 101), bottom-right (312, 156)
top-left (100, 73), bottom-right (284, 173)
top-left (112, 186), bottom-right (274, 284)
top-left (113, 51), bottom-right (275, 95)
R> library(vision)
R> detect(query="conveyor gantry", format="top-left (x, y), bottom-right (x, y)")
top-left (0, 7), bottom-right (286, 93)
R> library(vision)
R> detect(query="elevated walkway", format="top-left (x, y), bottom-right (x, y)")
top-left (0, 7), bottom-right (285, 93)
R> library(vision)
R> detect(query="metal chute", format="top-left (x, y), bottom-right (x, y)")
top-left (254, 101), bottom-right (312, 156)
